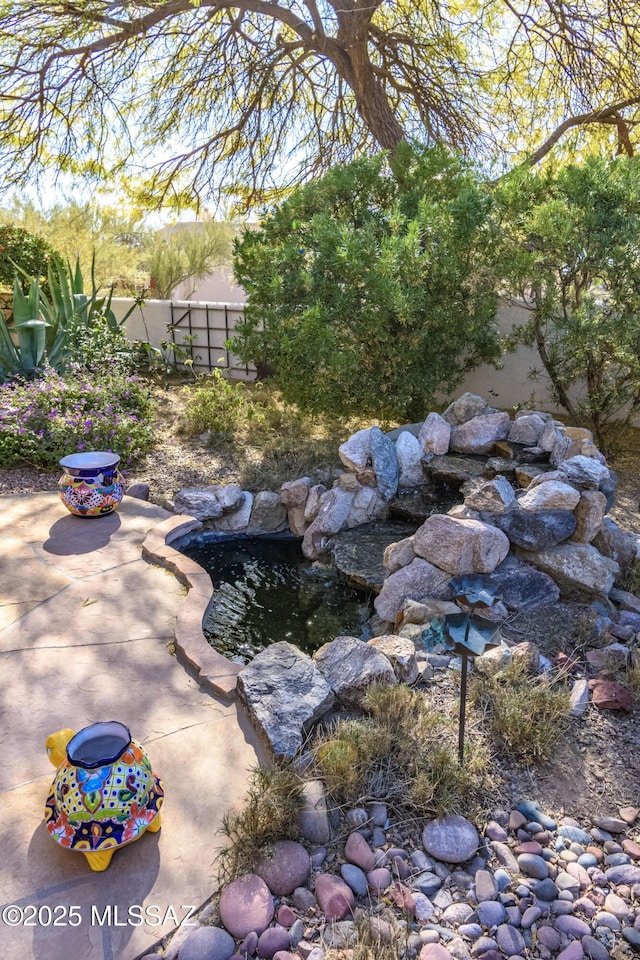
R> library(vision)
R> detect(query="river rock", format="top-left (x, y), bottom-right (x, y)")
top-left (370, 426), bottom-right (399, 499)
top-left (422, 815), bottom-right (479, 864)
top-left (257, 928), bottom-right (290, 958)
top-left (339, 428), bottom-right (372, 471)
top-left (367, 635), bottom-right (419, 683)
top-left (237, 642), bottom-right (334, 758)
top-left (314, 873), bottom-right (355, 921)
top-left (442, 392), bottom-right (494, 424)
top-left (449, 412), bottom-right (510, 454)
top-left (315, 634), bottom-right (397, 703)
top-left (419, 412), bottom-right (452, 455)
top-left (374, 557), bottom-right (452, 622)
top-left (219, 874), bottom-right (274, 938)
top-left (489, 508), bottom-right (576, 550)
top-left (254, 841), bottom-right (311, 895)
top-left (461, 476), bottom-right (516, 514)
top-left (248, 490), bottom-right (288, 533)
top-left (519, 543), bottom-right (619, 601)
top-left (413, 514), bottom-right (509, 575)
top-left (571, 490), bottom-right (607, 543)
top-left (302, 487), bottom-right (355, 559)
top-left (178, 926), bottom-right (236, 960)
top-left (396, 430), bottom-right (425, 487)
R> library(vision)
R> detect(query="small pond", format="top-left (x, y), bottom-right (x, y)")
top-left (178, 532), bottom-right (372, 664)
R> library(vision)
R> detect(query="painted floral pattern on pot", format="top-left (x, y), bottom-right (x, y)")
top-left (44, 723), bottom-right (163, 871)
top-left (57, 451), bottom-right (124, 517)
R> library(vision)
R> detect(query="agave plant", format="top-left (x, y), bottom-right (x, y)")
top-left (0, 275), bottom-right (66, 381)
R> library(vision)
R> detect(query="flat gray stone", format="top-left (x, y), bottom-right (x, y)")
top-left (237, 642), bottom-right (334, 758)
top-left (489, 508), bottom-right (576, 550)
top-left (491, 554), bottom-right (560, 611)
top-left (330, 520), bottom-right (414, 589)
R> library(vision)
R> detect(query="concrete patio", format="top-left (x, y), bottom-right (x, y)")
top-left (0, 492), bottom-right (263, 960)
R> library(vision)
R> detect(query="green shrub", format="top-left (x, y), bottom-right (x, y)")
top-left (0, 365), bottom-right (156, 469)
top-left (0, 224), bottom-right (61, 292)
top-left (495, 156), bottom-right (640, 456)
top-left (181, 368), bottom-right (262, 436)
top-left (232, 144), bottom-right (501, 422)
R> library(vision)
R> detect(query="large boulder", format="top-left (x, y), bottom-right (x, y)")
top-left (339, 428), bottom-right (371, 471)
top-left (592, 517), bottom-right (638, 572)
top-left (449, 412), bottom-right (510, 455)
top-left (374, 558), bottom-right (452, 622)
top-left (442, 393), bottom-right (494, 425)
top-left (315, 635), bottom-right (397, 704)
top-left (173, 486), bottom-right (224, 520)
top-left (248, 490), bottom-right (288, 533)
top-left (488, 508), bottom-right (577, 551)
top-left (279, 478), bottom-right (311, 507)
top-left (395, 430), bottom-right (425, 488)
top-left (571, 490), bottom-right (607, 544)
top-left (413, 514), bottom-right (510, 575)
top-left (418, 412), bottom-right (451, 455)
top-left (492, 555), bottom-right (560, 611)
top-left (518, 481), bottom-right (581, 512)
top-left (556, 455), bottom-right (612, 490)
top-left (367, 635), bottom-right (420, 684)
top-left (461, 476), bottom-right (516, 514)
top-left (425, 454), bottom-right (487, 489)
top-left (508, 414), bottom-right (546, 446)
top-left (346, 484), bottom-right (389, 527)
top-left (209, 491), bottom-right (254, 532)
top-left (519, 543), bottom-right (619, 601)
top-left (237, 642), bottom-right (334, 758)
top-left (302, 487), bottom-right (355, 560)
top-left (370, 426), bottom-right (399, 499)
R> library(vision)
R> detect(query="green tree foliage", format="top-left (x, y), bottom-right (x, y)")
top-left (495, 156), bottom-right (640, 454)
top-left (144, 221), bottom-right (236, 299)
top-left (232, 145), bottom-right (501, 422)
top-left (0, 1), bottom-right (639, 207)
top-left (0, 198), bottom-right (150, 293)
top-left (0, 224), bottom-right (61, 292)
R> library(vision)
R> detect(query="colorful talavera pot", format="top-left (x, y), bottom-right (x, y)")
top-left (58, 451), bottom-right (124, 517)
top-left (44, 722), bottom-right (163, 871)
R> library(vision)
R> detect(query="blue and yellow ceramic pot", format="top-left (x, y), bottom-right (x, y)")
top-left (58, 451), bottom-right (124, 517)
top-left (44, 721), bottom-right (164, 871)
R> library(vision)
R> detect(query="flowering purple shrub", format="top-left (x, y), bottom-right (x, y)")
top-left (0, 364), bottom-right (156, 469)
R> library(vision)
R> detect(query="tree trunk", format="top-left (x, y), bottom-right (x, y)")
top-left (335, 39), bottom-right (406, 152)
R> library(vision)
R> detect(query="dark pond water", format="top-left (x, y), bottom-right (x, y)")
top-left (178, 532), bottom-right (372, 664)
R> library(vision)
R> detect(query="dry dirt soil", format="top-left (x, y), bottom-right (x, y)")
top-left (2, 385), bottom-right (639, 823)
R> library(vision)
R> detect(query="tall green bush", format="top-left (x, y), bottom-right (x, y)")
top-left (495, 156), bottom-right (640, 455)
top-left (0, 224), bottom-right (61, 292)
top-left (232, 145), bottom-right (501, 422)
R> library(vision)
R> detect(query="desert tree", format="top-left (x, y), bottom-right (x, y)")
top-left (0, 0), bottom-right (640, 205)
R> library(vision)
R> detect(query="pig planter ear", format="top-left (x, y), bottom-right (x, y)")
top-left (44, 721), bottom-right (163, 872)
